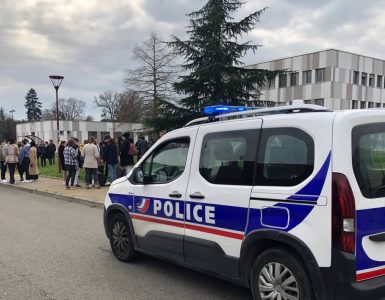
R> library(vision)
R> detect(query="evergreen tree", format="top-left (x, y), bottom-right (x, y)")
top-left (25, 88), bottom-right (42, 121)
top-left (170, 0), bottom-right (280, 114)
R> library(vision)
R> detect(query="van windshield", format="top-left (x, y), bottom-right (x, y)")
top-left (352, 123), bottom-right (385, 198)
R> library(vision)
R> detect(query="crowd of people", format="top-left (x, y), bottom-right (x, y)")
top-left (0, 138), bottom-right (39, 184)
top-left (0, 132), bottom-right (153, 189)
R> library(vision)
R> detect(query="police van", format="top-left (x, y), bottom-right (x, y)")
top-left (103, 104), bottom-right (385, 300)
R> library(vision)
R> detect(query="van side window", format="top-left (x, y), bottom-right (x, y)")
top-left (199, 130), bottom-right (258, 186)
top-left (352, 123), bottom-right (385, 198)
top-left (256, 128), bottom-right (314, 186)
top-left (141, 138), bottom-right (190, 184)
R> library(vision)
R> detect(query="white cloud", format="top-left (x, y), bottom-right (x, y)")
top-left (1, 0), bottom-right (385, 120)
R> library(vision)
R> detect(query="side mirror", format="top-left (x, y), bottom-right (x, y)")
top-left (132, 167), bottom-right (144, 184)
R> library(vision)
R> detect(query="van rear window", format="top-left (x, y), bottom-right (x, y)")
top-left (352, 123), bottom-right (385, 198)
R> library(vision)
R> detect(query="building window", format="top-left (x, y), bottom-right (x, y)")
top-left (31, 132), bottom-right (35, 136)
top-left (352, 100), bottom-right (358, 109)
top-left (268, 77), bottom-right (275, 89)
top-left (353, 71), bottom-right (359, 85)
top-left (101, 132), bottom-right (110, 140)
top-left (361, 73), bottom-right (367, 86)
top-left (315, 68), bottom-right (325, 82)
top-left (369, 74), bottom-right (375, 87)
top-left (315, 99), bottom-right (324, 106)
top-left (256, 128), bottom-right (314, 187)
top-left (88, 131), bottom-right (97, 138)
top-left (279, 74), bottom-right (287, 88)
top-left (303, 70), bottom-right (312, 84)
top-left (377, 75), bottom-right (383, 88)
top-left (304, 100), bottom-right (312, 104)
top-left (290, 72), bottom-right (298, 86)
top-left (376, 103), bottom-right (381, 108)
top-left (360, 101), bottom-right (366, 109)
top-left (368, 102), bottom-right (374, 108)
top-left (59, 130), bottom-right (64, 135)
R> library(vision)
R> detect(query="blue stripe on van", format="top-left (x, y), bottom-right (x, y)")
top-left (356, 207), bottom-right (385, 271)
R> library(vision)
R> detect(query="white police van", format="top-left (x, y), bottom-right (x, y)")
top-left (103, 104), bottom-right (385, 300)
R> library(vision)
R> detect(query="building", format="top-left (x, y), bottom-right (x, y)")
top-left (16, 120), bottom-right (145, 143)
top-left (250, 49), bottom-right (385, 110)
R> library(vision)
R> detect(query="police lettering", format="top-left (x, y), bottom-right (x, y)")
top-left (153, 200), bottom-right (215, 224)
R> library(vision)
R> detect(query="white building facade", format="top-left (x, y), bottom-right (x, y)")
top-left (250, 49), bottom-right (385, 110)
top-left (16, 120), bottom-right (145, 143)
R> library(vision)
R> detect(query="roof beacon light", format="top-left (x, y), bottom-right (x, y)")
top-left (203, 105), bottom-right (257, 116)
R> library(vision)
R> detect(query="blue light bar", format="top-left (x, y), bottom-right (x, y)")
top-left (203, 105), bottom-right (257, 116)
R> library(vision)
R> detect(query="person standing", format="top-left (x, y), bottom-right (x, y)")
top-left (104, 138), bottom-right (118, 183)
top-left (4, 138), bottom-right (19, 184)
top-left (0, 139), bottom-right (7, 182)
top-left (119, 133), bottom-right (134, 176)
top-left (63, 139), bottom-right (78, 190)
top-left (38, 142), bottom-right (47, 168)
top-left (28, 141), bottom-right (39, 181)
top-left (20, 139), bottom-right (31, 182)
top-left (58, 140), bottom-right (67, 184)
top-left (82, 136), bottom-right (100, 189)
top-left (137, 136), bottom-right (149, 159)
top-left (47, 140), bottom-right (56, 165)
top-left (72, 137), bottom-right (82, 187)
top-left (101, 135), bottom-right (111, 185)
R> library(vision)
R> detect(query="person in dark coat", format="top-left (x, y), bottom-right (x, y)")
top-left (137, 136), bottom-right (149, 159)
top-left (104, 138), bottom-right (118, 183)
top-left (119, 132), bottom-right (134, 176)
top-left (38, 143), bottom-right (47, 167)
top-left (47, 140), bottom-right (56, 165)
top-left (58, 140), bottom-right (67, 184)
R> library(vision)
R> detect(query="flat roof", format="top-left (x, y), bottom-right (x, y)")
top-left (250, 48), bottom-right (385, 66)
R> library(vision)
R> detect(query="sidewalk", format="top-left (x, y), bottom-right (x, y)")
top-left (0, 177), bottom-right (107, 208)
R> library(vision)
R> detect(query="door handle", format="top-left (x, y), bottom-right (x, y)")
top-left (369, 232), bottom-right (385, 242)
top-left (169, 192), bottom-right (182, 198)
top-left (189, 192), bottom-right (205, 200)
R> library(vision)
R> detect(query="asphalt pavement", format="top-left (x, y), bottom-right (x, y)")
top-left (0, 187), bottom-right (252, 300)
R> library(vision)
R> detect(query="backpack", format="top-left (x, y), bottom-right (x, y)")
top-left (128, 143), bottom-right (138, 156)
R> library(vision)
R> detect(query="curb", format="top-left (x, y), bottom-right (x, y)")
top-left (0, 183), bottom-right (104, 209)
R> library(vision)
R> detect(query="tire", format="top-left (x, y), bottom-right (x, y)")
top-left (109, 214), bottom-right (136, 262)
top-left (250, 247), bottom-right (313, 300)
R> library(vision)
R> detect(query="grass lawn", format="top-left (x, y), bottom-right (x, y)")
top-left (38, 159), bottom-right (86, 182)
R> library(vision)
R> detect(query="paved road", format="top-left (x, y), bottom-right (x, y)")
top-left (0, 187), bottom-right (252, 300)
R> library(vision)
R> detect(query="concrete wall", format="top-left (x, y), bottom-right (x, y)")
top-left (16, 121), bottom-right (145, 143)
top-left (250, 49), bottom-right (385, 110)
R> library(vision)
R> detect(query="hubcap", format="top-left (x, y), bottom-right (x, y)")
top-left (111, 221), bottom-right (130, 257)
top-left (258, 262), bottom-right (299, 300)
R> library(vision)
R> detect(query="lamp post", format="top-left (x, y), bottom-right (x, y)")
top-left (49, 75), bottom-right (64, 173)
top-left (9, 109), bottom-right (15, 120)
top-left (9, 110), bottom-right (16, 140)
top-left (49, 75), bottom-right (64, 143)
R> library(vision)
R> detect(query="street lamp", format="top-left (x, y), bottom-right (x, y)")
top-left (49, 75), bottom-right (64, 144)
top-left (9, 109), bottom-right (15, 120)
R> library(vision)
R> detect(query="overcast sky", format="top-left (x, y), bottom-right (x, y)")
top-left (1, 0), bottom-right (385, 120)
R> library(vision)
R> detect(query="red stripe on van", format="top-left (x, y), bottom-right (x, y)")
top-left (131, 214), bottom-right (244, 240)
top-left (356, 267), bottom-right (385, 281)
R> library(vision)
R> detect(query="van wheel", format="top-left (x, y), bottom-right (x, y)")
top-left (109, 214), bottom-right (136, 262)
top-left (250, 247), bottom-right (313, 300)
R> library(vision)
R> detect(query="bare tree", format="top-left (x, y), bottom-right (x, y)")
top-left (117, 90), bottom-right (142, 123)
top-left (41, 98), bottom-right (86, 121)
top-left (94, 90), bottom-right (120, 121)
top-left (124, 33), bottom-right (180, 124)
top-left (59, 98), bottom-right (86, 120)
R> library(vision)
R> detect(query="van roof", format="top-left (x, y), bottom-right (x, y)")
top-left (185, 104), bottom-right (330, 127)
